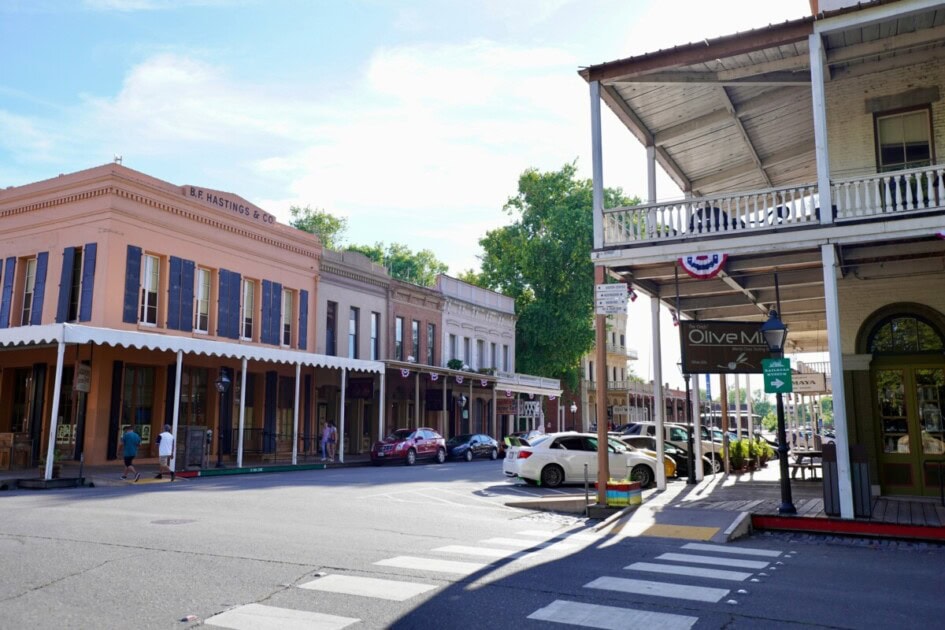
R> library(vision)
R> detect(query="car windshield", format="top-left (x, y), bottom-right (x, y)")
top-left (386, 429), bottom-right (413, 441)
top-left (447, 434), bottom-right (472, 446)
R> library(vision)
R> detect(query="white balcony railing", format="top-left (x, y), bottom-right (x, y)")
top-left (603, 183), bottom-right (819, 246)
top-left (832, 164), bottom-right (945, 219)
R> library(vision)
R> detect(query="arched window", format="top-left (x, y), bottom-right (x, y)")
top-left (867, 315), bottom-right (944, 353)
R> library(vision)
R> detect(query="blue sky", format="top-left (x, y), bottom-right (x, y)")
top-left (1, 0), bottom-right (811, 384)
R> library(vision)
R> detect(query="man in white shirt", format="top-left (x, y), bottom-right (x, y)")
top-left (156, 424), bottom-right (176, 482)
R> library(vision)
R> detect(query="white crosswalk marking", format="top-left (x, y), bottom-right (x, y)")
top-left (528, 599), bottom-right (697, 630)
top-left (682, 542), bottom-right (782, 557)
top-left (205, 603), bottom-right (359, 630)
top-left (656, 552), bottom-right (770, 569)
top-left (298, 574), bottom-right (436, 601)
top-left (433, 544), bottom-right (520, 559)
top-left (585, 576), bottom-right (729, 603)
top-left (625, 561), bottom-right (752, 582)
top-left (375, 555), bottom-right (487, 575)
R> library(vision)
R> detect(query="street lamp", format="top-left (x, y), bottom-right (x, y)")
top-left (760, 310), bottom-right (796, 515)
top-left (214, 369), bottom-right (231, 468)
top-left (677, 362), bottom-right (696, 485)
top-left (570, 402), bottom-right (577, 430)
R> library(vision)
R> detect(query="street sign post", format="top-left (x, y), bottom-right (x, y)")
top-left (762, 358), bottom-right (793, 394)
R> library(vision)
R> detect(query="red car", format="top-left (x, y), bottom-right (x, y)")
top-left (371, 428), bottom-right (447, 466)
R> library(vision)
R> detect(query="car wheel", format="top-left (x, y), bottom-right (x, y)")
top-left (631, 464), bottom-right (654, 489)
top-left (489, 447), bottom-right (498, 461)
top-left (435, 448), bottom-right (446, 464)
top-left (464, 449), bottom-right (473, 462)
top-left (405, 449), bottom-right (417, 466)
top-left (540, 464), bottom-right (565, 488)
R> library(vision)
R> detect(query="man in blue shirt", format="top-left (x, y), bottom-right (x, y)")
top-left (120, 425), bottom-right (142, 482)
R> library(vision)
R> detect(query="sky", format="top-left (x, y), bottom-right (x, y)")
top-left (0, 0), bottom-right (811, 389)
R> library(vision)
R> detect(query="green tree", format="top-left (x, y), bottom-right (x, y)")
top-left (289, 205), bottom-right (348, 249)
top-left (475, 163), bottom-right (638, 389)
top-left (346, 242), bottom-right (448, 287)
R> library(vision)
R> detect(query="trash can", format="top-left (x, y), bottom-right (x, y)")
top-left (849, 445), bottom-right (871, 518)
top-left (822, 443), bottom-right (840, 516)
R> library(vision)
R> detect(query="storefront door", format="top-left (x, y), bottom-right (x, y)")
top-left (875, 365), bottom-right (945, 496)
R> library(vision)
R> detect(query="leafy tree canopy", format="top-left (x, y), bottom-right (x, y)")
top-left (346, 242), bottom-right (448, 287)
top-left (474, 162), bottom-right (638, 389)
top-left (289, 205), bottom-right (348, 250)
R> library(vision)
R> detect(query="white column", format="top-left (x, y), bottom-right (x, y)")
top-left (170, 350), bottom-right (183, 473)
top-left (339, 368), bottom-right (347, 464)
top-left (692, 376), bottom-right (704, 481)
top-left (590, 80), bottom-right (604, 250)
top-left (292, 362), bottom-right (301, 465)
top-left (810, 32), bottom-right (833, 224)
top-left (820, 243), bottom-right (853, 518)
top-left (651, 296), bottom-right (666, 490)
top-left (237, 357), bottom-right (247, 468)
top-left (43, 338), bottom-right (66, 481)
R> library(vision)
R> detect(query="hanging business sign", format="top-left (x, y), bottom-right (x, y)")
top-left (680, 320), bottom-right (769, 374)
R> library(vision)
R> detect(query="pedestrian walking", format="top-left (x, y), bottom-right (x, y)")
top-left (120, 425), bottom-right (141, 482)
top-left (155, 424), bottom-right (175, 482)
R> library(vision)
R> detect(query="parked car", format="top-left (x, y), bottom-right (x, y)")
top-left (620, 435), bottom-right (714, 477)
top-left (621, 422), bottom-right (723, 473)
top-left (370, 428), bottom-right (447, 466)
top-left (447, 434), bottom-right (500, 461)
top-left (502, 431), bottom-right (660, 489)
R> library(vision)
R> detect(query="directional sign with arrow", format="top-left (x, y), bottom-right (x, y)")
top-left (762, 358), bottom-right (793, 394)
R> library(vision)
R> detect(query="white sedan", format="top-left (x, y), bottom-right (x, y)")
top-left (502, 431), bottom-right (660, 488)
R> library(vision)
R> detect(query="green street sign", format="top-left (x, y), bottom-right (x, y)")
top-left (762, 358), bottom-right (793, 393)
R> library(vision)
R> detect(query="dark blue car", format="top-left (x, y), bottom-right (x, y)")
top-left (447, 434), bottom-right (500, 461)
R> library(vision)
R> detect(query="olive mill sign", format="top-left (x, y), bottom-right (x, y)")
top-left (680, 321), bottom-right (769, 374)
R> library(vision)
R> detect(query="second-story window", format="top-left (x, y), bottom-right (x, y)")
top-left (371, 312), bottom-right (380, 360)
top-left (194, 268), bottom-right (211, 333)
top-left (139, 254), bottom-right (159, 326)
top-left (395, 316), bottom-right (404, 361)
top-left (282, 289), bottom-right (293, 346)
top-left (20, 257), bottom-right (37, 326)
top-left (426, 323), bottom-right (435, 365)
top-left (241, 279), bottom-right (255, 340)
top-left (349, 307), bottom-right (360, 358)
top-left (411, 320), bottom-right (420, 359)
top-left (326, 301), bottom-right (337, 355)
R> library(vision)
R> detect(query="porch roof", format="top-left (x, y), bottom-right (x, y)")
top-left (0, 323), bottom-right (384, 373)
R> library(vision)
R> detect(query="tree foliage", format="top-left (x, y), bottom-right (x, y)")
top-left (346, 242), bottom-right (448, 287)
top-left (289, 205), bottom-right (348, 249)
top-left (475, 163), bottom-right (638, 389)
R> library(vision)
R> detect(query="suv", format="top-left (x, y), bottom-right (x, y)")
top-left (371, 428), bottom-right (447, 466)
top-left (620, 421), bottom-right (723, 473)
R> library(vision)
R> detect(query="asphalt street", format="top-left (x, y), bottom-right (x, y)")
top-left (0, 460), bottom-right (943, 629)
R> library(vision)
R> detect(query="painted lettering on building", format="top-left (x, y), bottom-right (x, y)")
top-left (184, 186), bottom-right (276, 226)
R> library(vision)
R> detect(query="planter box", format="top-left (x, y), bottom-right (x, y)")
top-left (596, 480), bottom-right (642, 507)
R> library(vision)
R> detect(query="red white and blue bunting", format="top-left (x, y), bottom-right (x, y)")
top-left (678, 252), bottom-right (727, 279)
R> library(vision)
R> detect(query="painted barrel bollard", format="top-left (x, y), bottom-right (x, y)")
top-left (595, 480), bottom-right (642, 507)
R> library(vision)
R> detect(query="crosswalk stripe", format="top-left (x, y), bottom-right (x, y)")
top-left (585, 576), bottom-right (729, 603)
top-left (480, 537), bottom-right (579, 550)
top-left (298, 575), bottom-right (436, 601)
top-left (204, 603), bottom-right (358, 630)
top-left (527, 599), bottom-right (697, 630)
top-left (656, 552), bottom-right (769, 569)
top-left (625, 561), bottom-right (752, 582)
top-left (374, 555), bottom-right (488, 575)
top-left (682, 542), bottom-right (782, 558)
top-left (433, 545), bottom-right (520, 559)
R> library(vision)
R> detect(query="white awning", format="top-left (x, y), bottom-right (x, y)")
top-left (0, 323), bottom-right (383, 374)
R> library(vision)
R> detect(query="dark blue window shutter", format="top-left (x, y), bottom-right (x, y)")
top-left (228, 271), bottom-right (241, 339)
top-left (261, 280), bottom-right (272, 344)
top-left (271, 282), bottom-right (282, 345)
top-left (78, 243), bottom-right (97, 322)
top-left (167, 256), bottom-right (182, 331)
top-left (298, 289), bottom-right (309, 350)
top-left (30, 252), bottom-right (49, 326)
top-left (56, 247), bottom-right (76, 323)
top-left (217, 269), bottom-right (230, 337)
top-left (123, 246), bottom-right (142, 323)
top-left (180, 259), bottom-right (195, 332)
top-left (0, 257), bottom-right (14, 328)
